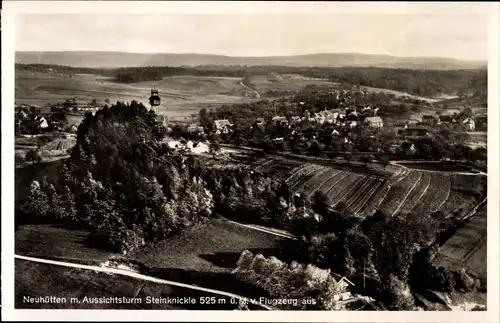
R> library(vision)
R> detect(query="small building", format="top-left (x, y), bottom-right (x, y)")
top-left (214, 119), bottom-right (232, 134)
top-left (401, 127), bottom-right (428, 138)
top-left (35, 116), bottom-right (49, 129)
top-left (400, 142), bottom-right (417, 155)
top-left (394, 122), bottom-right (408, 131)
top-left (406, 119), bottom-right (420, 126)
top-left (187, 124), bottom-right (204, 134)
top-left (17, 110), bottom-right (29, 119)
top-left (438, 114), bottom-right (456, 124)
top-left (347, 121), bottom-right (358, 128)
top-left (290, 116), bottom-right (301, 125)
top-left (364, 116), bottom-right (384, 128)
top-left (255, 118), bottom-right (266, 126)
top-left (422, 115), bottom-right (438, 126)
top-left (458, 116), bottom-right (475, 131)
top-left (271, 116), bottom-right (288, 126)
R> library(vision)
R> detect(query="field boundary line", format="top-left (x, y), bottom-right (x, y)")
top-left (352, 179), bottom-right (383, 216)
top-left (290, 165), bottom-right (323, 191)
top-left (297, 167), bottom-right (332, 195)
top-left (323, 173), bottom-right (351, 197)
top-left (392, 172), bottom-right (423, 216)
top-left (332, 176), bottom-right (364, 208)
top-left (343, 177), bottom-right (373, 211)
top-left (15, 254), bottom-right (274, 310)
top-left (399, 172), bottom-right (432, 215)
top-left (433, 174), bottom-right (452, 213)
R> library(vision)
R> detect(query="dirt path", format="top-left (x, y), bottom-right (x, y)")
top-left (218, 216), bottom-right (297, 240)
top-left (14, 254), bottom-right (274, 310)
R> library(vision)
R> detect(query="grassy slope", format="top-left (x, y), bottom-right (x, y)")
top-left (15, 259), bottom-right (246, 310)
top-left (15, 218), bottom-right (286, 306)
top-left (433, 205), bottom-right (487, 279)
top-left (125, 218), bottom-right (287, 274)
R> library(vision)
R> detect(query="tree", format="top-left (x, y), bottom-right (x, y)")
top-left (360, 155), bottom-right (371, 166)
top-left (209, 139), bottom-right (221, 157)
top-left (25, 150), bottom-right (42, 164)
top-left (378, 154), bottom-right (390, 169)
top-left (308, 139), bottom-right (323, 157)
top-left (311, 191), bottom-right (329, 216)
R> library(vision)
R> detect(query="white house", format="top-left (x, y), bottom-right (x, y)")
top-left (364, 116), bottom-right (384, 128)
top-left (272, 116), bottom-right (288, 126)
top-left (36, 116), bottom-right (49, 129)
top-left (187, 124), bottom-right (204, 134)
top-left (460, 116), bottom-right (476, 131)
top-left (214, 119), bottom-right (232, 134)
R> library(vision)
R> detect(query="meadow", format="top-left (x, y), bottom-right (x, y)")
top-left (15, 70), bottom-right (262, 120)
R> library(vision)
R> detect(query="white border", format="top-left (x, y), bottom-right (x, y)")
top-left (2, 2), bottom-right (499, 322)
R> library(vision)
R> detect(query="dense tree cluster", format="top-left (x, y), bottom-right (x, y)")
top-left (233, 250), bottom-right (348, 310)
top-left (20, 101), bottom-right (214, 253)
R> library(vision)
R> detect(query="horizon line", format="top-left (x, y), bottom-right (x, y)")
top-left (15, 50), bottom-right (488, 63)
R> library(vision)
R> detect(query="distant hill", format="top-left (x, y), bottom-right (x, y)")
top-left (15, 51), bottom-right (487, 70)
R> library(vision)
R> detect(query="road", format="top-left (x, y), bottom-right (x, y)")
top-left (14, 254), bottom-right (274, 310)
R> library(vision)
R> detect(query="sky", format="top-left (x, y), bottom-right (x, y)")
top-left (15, 13), bottom-right (489, 61)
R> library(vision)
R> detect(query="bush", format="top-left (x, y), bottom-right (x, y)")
top-left (233, 250), bottom-right (350, 310)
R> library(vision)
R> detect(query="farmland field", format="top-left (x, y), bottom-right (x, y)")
top-left (247, 74), bottom-right (337, 93)
top-left (16, 70), bottom-right (262, 120)
top-left (378, 171), bottom-right (423, 215)
top-left (413, 173), bottom-right (451, 214)
top-left (265, 157), bottom-right (485, 219)
top-left (433, 205), bottom-right (487, 279)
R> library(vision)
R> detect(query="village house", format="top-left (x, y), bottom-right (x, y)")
top-left (271, 116), bottom-right (288, 126)
top-left (438, 114), bottom-right (456, 124)
top-left (290, 116), bottom-right (301, 125)
top-left (35, 115), bottom-right (49, 129)
top-left (255, 118), bottom-right (266, 126)
top-left (399, 142), bottom-right (417, 155)
top-left (187, 124), bottom-right (204, 134)
top-left (214, 119), bottom-right (233, 134)
top-left (421, 115), bottom-right (439, 126)
top-left (313, 112), bottom-right (325, 125)
top-left (364, 116), bottom-right (384, 128)
top-left (458, 115), bottom-right (475, 131)
top-left (406, 119), bottom-right (420, 126)
top-left (401, 127), bottom-right (429, 139)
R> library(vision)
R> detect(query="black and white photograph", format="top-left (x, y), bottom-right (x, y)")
top-left (2, 1), bottom-right (499, 321)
